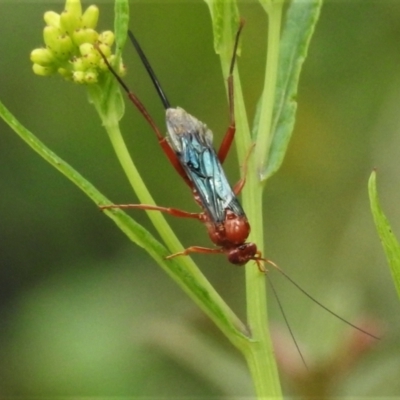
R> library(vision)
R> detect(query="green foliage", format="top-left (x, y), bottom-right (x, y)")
top-left (203, 0), bottom-right (240, 55)
top-left (0, 0), bottom-right (324, 397)
top-left (260, 0), bottom-right (322, 180)
top-left (369, 170), bottom-right (400, 300)
top-left (9, 0), bottom-right (397, 398)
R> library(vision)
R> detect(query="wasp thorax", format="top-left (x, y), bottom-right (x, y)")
top-left (166, 107), bottom-right (213, 153)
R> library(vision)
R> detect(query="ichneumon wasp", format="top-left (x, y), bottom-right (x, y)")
top-left (96, 20), bottom-right (380, 358)
top-left (98, 20), bottom-right (264, 266)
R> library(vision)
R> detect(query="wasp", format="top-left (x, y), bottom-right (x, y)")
top-left (98, 20), bottom-right (266, 266)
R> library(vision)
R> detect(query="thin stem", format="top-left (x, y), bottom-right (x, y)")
top-left (243, 162), bottom-right (282, 398)
top-left (216, 15), bottom-right (282, 399)
top-left (254, 2), bottom-right (283, 178)
top-left (241, 5), bottom-right (284, 396)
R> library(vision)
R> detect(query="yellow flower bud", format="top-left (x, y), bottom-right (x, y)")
top-left (97, 43), bottom-right (111, 58)
top-left (79, 43), bottom-right (94, 57)
top-left (60, 10), bottom-right (80, 35)
top-left (43, 26), bottom-right (61, 50)
top-left (58, 67), bottom-right (71, 78)
top-left (32, 63), bottom-right (56, 76)
top-left (98, 31), bottom-right (114, 47)
top-left (118, 61), bottom-right (127, 77)
top-left (64, 0), bottom-right (82, 20)
top-left (71, 57), bottom-right (86, 71)
top-left (81, 5), bottom-right (99, 29)
top-left (44, 11), bottom-right (60, 28)
top-left (72, 28), bottom-right (98, 46)
top-left (72, 70), bottom-right (85, 83)
top-left (54, 34), bottom-right (74, 59)
top-left (30, 48), bottom-right (55, 66)
top-left (84, 71), bottom-right (98, 83)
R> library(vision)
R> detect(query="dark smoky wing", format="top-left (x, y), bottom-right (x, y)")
top-left (178, 131), bottom-right (245, 223)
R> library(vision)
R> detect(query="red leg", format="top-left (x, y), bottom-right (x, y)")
top-left (100, 203), bottom-right (203, 220)
top-left (217, 19), bottom-right (245, 164)
top-left (217, 119), bottom-right (236, 165)
top-left (126, 91), bottom-right (192, 188)
top-left (165, 246), bottom-right (225, 260)
top-left (232, 143), bottom-right (255, 195)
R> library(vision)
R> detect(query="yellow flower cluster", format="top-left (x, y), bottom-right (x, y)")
top-left (30, 0), bottom-right (123, 84)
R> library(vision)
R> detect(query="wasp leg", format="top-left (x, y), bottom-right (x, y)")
top-left (100, 203), bottom-right (203, 220)
top-left (165, 246), bottom-right (225, 260)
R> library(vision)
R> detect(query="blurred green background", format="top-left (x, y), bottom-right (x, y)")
top-left (1, 0), bottom-right (400, 397)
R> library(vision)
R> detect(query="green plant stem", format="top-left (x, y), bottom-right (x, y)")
top-left (242, 4), bottom-right (283, 394)
top-left (255, 2), bottom-right (283, 178)
top-left (244, 180), bottom-right (281, 397)
top-left (233, 61), bottom-right (282, 400)
top-left (217, 18), bottom-right (282, 400)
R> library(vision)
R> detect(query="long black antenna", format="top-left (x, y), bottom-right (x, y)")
top-left (266, 274), bottom-right (308, 369)
top-left (269, 262), bottom-right (381, 341)
top-left (128, 30), bottom-right (171, 110)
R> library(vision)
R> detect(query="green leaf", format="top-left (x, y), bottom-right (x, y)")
top-left (203, 0), bottom-right (240, 56)
top-left (204, 0), bottom-right (251, 164)
top-left (114, 0), bottom-right (129, 57)
top-left (95, 0), bottom-right (129, 121)
top-left (258, 0), bottom-right (322, 180)
top-left (258, 0), bottom-right (284, 14)
top-left (369, 170), bottom-right (400, 300)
